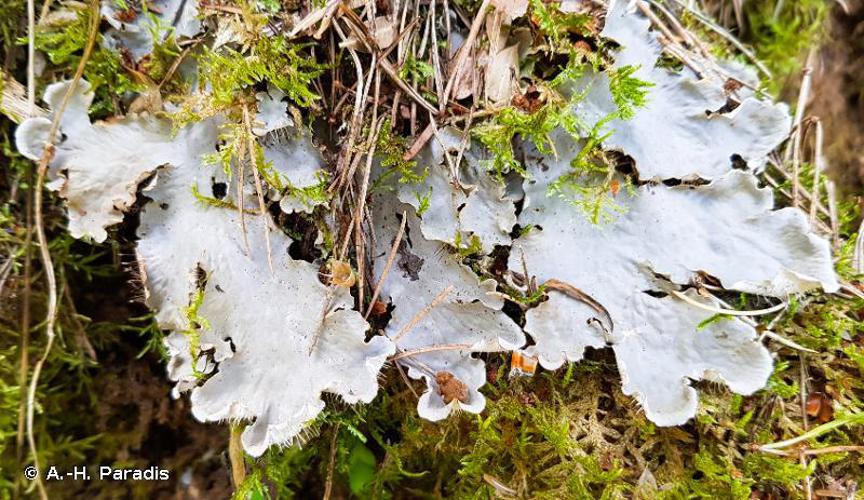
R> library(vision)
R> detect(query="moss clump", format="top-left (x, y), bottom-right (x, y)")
top-left (746, 0), bottom-right (828, 83)
top-left (173, 31), bottom-right (324, 127)
top-left (182, 283), bottom-right (210, 379)
top-left (29, 7), bottom-right (142, 116)
top-left (284, 171), bottom-right (330, 207)
top-left (374, 120), bottom-right (429, 188)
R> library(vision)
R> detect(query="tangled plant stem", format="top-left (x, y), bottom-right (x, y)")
top-left (23, 2), bottom-right (100, 498)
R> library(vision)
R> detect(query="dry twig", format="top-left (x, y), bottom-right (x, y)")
top-left (366, 211), bottom-right (407, 319)
top-left (392, 286), bottom-right (455, 343)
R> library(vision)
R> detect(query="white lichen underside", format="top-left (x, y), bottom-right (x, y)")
top-left (15, 81), bottom-right (176, 243)
top-left (511, 130), bottom-right (837, 423)
top-left (255, 89), bottom-right (329, 214)
top-left (102, 0), bottom-right (201, 61)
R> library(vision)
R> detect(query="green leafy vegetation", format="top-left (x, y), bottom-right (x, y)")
top-left (192, 183), bottom-right (237, 209)
top-left (285, 171), bottom-right (330, 207)
top-left (474, 54), bottom-right (651, 223)
top-left (399, 55), bottom-right (434, 82)
top-left (203, 36), bottom-right (322, 111)
top-left (607, 65), bottom-right (652, 120)
top-left (530, 0), bottom-right (595, 51)
top-left (473, 92), bottom-right (581, 178)
top-left (453, 232), bottom-right (483, 258)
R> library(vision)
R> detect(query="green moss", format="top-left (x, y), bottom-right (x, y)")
top-left (697, 313), bottom-right (734, 329)
top-left (139, 21), bottom-right (182, 85)
top-left (192, 184), bottom-right (237, 210)
top-left (607, 65), bottom-right (653, 121)
top-left (453, 232), bottom-right (483, 258)
top-left (201, 120), bottom-right (297, 201)
top-left (746, 0), bottom-right (827, 84)
top-left (474, 57), bottom-right (650, 224)
top-left (473, 85), bottom-right (584, 179)
top-left (372, 119), bottom-right (432, 215)
top-left (415, 186), bottom-right (432, 216)
top-left (174, 32), bottom-right (324, 126)
top-left (500, 282), bottom-right (547, 307)
top-left (373, 119), bottom-right (429, 189)
top-left (399, 55), bottom-right (434, 83)
top-left (0, 0), bottom-right (25, 55)
top-left (285, 171), bottom-right (330, 207)
top-left (529, 0), bottom-right (594, 51)
top-left (29, 8), bottom-right (142, 116)
top-left (766, 361), bottom-right (799, 399)
top-left (183, 285), bottom-right (210, 379)
top-left (207, 36), bottom-right (322, 109)
top-left (124, 314), bottom-right (169, 361)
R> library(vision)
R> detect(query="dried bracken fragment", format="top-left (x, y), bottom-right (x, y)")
top-left (485, 44), bottom-right (520, 103)
top-left (491, 0), bottom-right (528, 22)
top-left (15, 81), bottom-right (394, 456)
top-left (373, 193), bottom-right (524, 420)
top-left (573, 0), bottom-right (791, 180)
top-left (399, 128), bottom-right (517, 254)
top-left (511, 131), bottom-right (838, 424)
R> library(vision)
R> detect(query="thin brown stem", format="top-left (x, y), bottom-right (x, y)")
top-left (440, 0), bottom-right (491, 112)
top-left (242, 103), bottom-right (273, 272)
top-left (787, 49), bottom-right (817, 207)
top-left (365, 211), bottom-right (407, 319)
top-left (14, 157), bottom-right (34, 500)
top-left (323, 423), bottom-right (341, 500)
top-left (391, 285), bottom-right (454, 343)
top-left (389, 343), bottom-right (473, 362)
top-left (353, 82), bottom-right (383, 309)
top-left (26, 3), bottom-right (100, 498)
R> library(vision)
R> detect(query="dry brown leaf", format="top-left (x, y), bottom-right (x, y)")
top-left (805, 391), bottom-right (835, 424)
top-left (453, 51), bottom-right (478, 100)
top-left (491, 0), bottom-right (528, 22)
top-left (484, 44), bottom-right (519, 103)
top-left (341, 16), bottom-right (396, 51)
